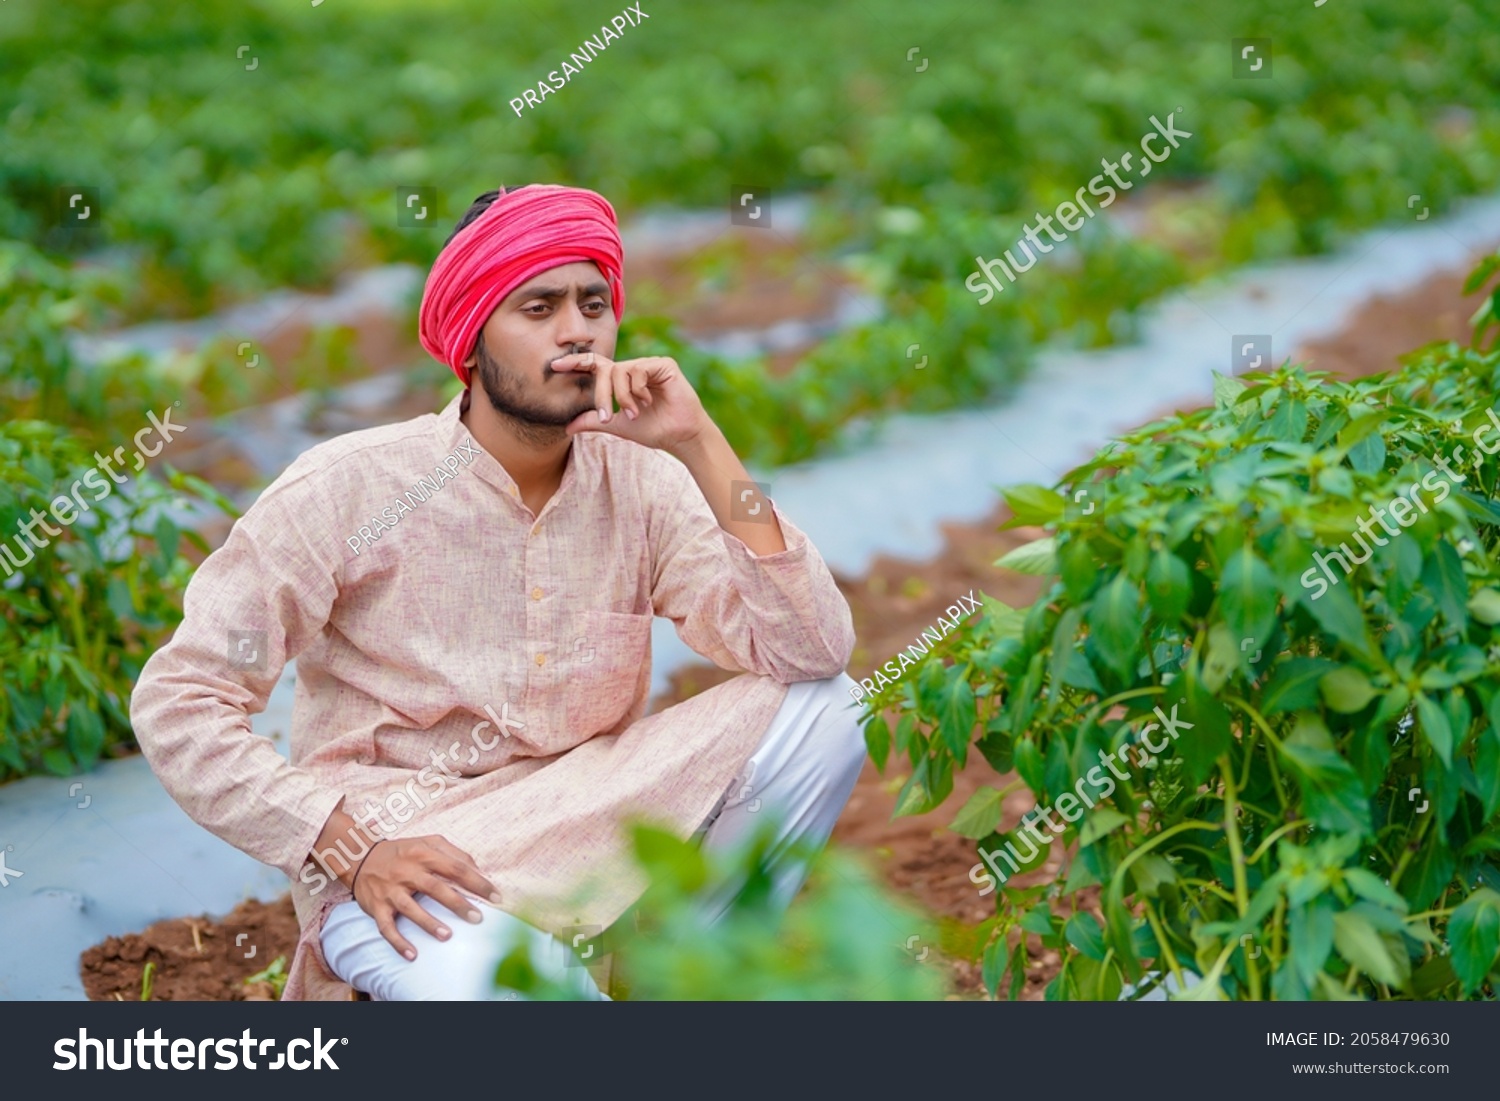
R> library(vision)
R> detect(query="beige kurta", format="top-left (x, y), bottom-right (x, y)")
top-left (129, 390), bottom-right (854, 1001)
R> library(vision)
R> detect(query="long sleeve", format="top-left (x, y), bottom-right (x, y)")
top-left (644, 452), bottom-right (854, 681)
top-left (128, 458), bottom-right (350, 880)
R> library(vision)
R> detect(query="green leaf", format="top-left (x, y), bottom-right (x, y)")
top-left (892, 757), bottom-right (933, 818)
top-left (977, 721), bottom-right (1014, 774)
top-left (1332, 909), bottom-right (1405, 988)
top-left (978, 591), bottom-right (1027, 638)
top-left (41, 747), bottom-right (74, 776)
top-left (1468, 588), bottom-right (1500, 625)
top-left (1199, 622), bottom-right (1241, 695)
top-left (152, 513), bottom-right (180, 566)
top-left (1262, 657), bottom-right (1338, 714)
top-left (630, 824), bottom-right (707, 893)
top-left (1218, 546), bottom-right (1278, 656)
top-left (1414, 691), bottom-right (1454, 768)
top-left (1343, 868), bottom-right (1408, 913)
top-left (1477, 722), bottom-right (1500, 819)
top-left (991, 827), bottom-right (1051, 878)
top-left (1410, 954), bottom-right (1458, 999)
top-left (1319, 666), bottom-right (1376, 713)
top-left (1066, 954), bottom-right (1123, 1001)
top-left (1129, 853), bottom-right (1179, 898)
top-left (1346, 431), bottom-right (1387, 475)
top-left (1064, 912), bottom-right (1107, 961)
top-left (1145, 549), bottom-right (1191, 625)
top-left (1212, 371), bottom-right (1248, 410)
top-left (1001, 484), bottom-right (1066, 527)
top-left (1463, 254), bottom-right (1500, 294)
top-left (1289, 899), bottom-right (1335, 986)
top-left (1278, 741), bottom-right (1371, 835)
top-left (1019, 907), bottom-right (1056, 938)
top-left (1012, 737), bottom-right (1045, 794)
top-left (1088, 573), bottom-right (1142, 678)
top-left (1007, 940), bottom-right (1028, 1001)
top-left (1059, 538), bottom-right (1097, 602)
top-left (1421, 540), bottom-right (1469, 633)
top-left (1296, 577), bottom-right (1374, 659)
top-left (1045, 606), bottom-right (1084, 718)
top-left (981, 935), bottom-right (1007, 998)
top-left (1401, 840), bottom-right (1456, 911)
top-left (995, 537), bottom-right (1057, 576)
top-left (1078, 807), bottom-right (1128, 848)
top-left (863, 714), bottom-right (890, 774)
top-left (1445, 888), bottom-right (1500, 995)
top-left (938, 669), bottom-right (976, 765)
top-left (65, 706), bottom-right (105, 767)
top-left (1167, 660), bottom-right (1233, 785)
top-left (949, 786), bottom-right (1005, 839)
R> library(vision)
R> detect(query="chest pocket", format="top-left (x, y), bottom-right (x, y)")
top-left (564, 610), bottom-right (654, 739)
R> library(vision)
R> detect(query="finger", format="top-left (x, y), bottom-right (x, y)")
top-left (591, 354), bottom-right (614, 423)
top-left (391, 890), bottom-right (453, 945)
top-left (417, 875), bottom-right (486, 924)
top-left (613, 363), bottom-right (641, 420)
top-left (425, 836), bottom-right (486, 873)
top-left (547, 353), bottom-right (595, 373)
top-left (628, 368), bottom-right (651, 410)
top-left (564, 407), bottom-right (629, 438)
top-left (426, 839), bottom-right (504, 903)
top-left (373, 905), bottom-right (419, 962)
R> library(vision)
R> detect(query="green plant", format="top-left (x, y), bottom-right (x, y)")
top-left (861, 259), bottom-right (1500, 1000)
top-left (244, 955), bottom-right (289, 1000)
top-left (494, 819), bottom-right (946, 1000)
top-left (0, 241), bottom-right (180, 435)
top-left (0, 419), bottom-right (236, 780)
top-left (139, 960), bottom-right (156, 1002)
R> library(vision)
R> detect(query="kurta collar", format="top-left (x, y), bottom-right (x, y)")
top-left (435, 389), bottom-right (597, 517)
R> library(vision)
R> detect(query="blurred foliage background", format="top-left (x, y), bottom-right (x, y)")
top-left (2, 0), bottom-right (1495, 313)
top-left (497, 819), bottom-right (947, 1000)
top-left (2, 0), bottom-right (1496, 465)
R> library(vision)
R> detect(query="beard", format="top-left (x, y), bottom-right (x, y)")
top-left (472, 337), bottom-right (594, 445)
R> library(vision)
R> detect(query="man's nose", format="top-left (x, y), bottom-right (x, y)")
top-left (555, 301), bottom-right (595, 347)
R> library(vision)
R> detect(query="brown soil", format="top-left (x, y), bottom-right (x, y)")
top-left (80, 895), bottom-right (301, 1002)
top-left (1295, 258), bottom-right (1488, 379)
top-left (79, 245), bottom-right (1497, 1001)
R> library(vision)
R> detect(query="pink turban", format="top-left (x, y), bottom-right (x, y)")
top-left (418, 184), bottom-right (626, 387)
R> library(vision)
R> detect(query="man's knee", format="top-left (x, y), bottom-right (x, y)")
top-left (797, 673), bottom-right (869, 782)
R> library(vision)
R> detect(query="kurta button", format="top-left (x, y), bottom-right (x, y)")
top-left (531, 587), bottom-right (543, 601)
top-left (535, 653), bottom-right (546, 666)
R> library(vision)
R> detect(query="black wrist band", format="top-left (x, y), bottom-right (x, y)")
top-left (350, 840), bottom-right (386, 896)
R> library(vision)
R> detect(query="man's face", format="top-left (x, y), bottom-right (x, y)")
top-left (463, 261), bottom-right (618, 429)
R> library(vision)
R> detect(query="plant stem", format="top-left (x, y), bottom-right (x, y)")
top-left (1228, 696), bottom-right (1289, 814)
top-left (1180, 877), bottom-right (1239, 904)
top-left (1389, 813), bottom-right (1434, 892)
top-left (1246, 819), bottom-right (1312, 865)
top-left (1219, 753), bottom-right (1262, 1000)
top-left (1145, 901), bottom-right (1188, 990)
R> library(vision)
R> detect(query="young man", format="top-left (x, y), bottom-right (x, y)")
top-left (130, 183), bottom-right (865, 1001)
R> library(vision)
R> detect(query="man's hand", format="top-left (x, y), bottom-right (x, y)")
top-left (351, 835), bottom-right (502, 961)
top-left (551, 351), bottom-right (708, 455)
top-left (551, 350), bottom-right (787, 556)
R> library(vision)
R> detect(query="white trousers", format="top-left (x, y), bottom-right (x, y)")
top-left (320, 673), bottom-right (866, 1000)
